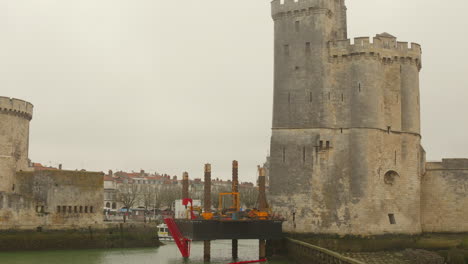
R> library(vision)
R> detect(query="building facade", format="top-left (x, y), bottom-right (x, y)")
top-left (0, 97), bottom-right (104, 230)
top-left (268, 0), bottom-right (467, 235)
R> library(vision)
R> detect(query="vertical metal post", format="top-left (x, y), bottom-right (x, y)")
top-left (232, 161), bottom-right (239, 260)
top-left (204, 164), bottom-right (211, 262)
top-left (204, 240), bottom-right (211, 262)
top-left (232, 239), bottom-right (238, 260)
top-left (182, 172), bottom-right (189, 199)
top-left (257, 166), bottom-right (268, 212)
top-left (259, 239), bottom-right (266, 259)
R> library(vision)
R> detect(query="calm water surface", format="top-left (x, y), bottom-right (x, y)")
top-left (0, 240), bottom-right (291, 264)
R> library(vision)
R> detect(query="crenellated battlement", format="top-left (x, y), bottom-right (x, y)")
top-left (0, 97), bottom-right (34, 120)
top-left (329, 34), bottom-right (422, 69)
top-left (271, 0), bottom-right (333, 20)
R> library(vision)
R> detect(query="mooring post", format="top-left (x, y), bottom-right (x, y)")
top-left (204, 164), bottom-right (212, 262)
top-left (259, 239), bottom-right (266, 259)
top-left (232, 160), bottom-right (239, 260)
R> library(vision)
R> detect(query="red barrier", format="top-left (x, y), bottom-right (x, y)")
top-left (164, 218), bottom-right (191, 258)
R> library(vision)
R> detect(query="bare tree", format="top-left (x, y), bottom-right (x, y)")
top-left (117, 182), bottom-right (139, 223)
top-left (240, 186), bottom-right (258, 209)
top-left (140, 185), bottom-right (157, 223)
top-left (159, 184), bottom-right (182, 210)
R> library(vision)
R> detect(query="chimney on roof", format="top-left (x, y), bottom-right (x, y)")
top-left (108, 170), bottom-right (113, 176)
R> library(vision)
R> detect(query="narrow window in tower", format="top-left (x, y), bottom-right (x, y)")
top-left (282, 147), bottom-right (286, 163)
top-left (387, 126), bottom-right (391, 134)
top-left (295, 21), bottom-right (300, 32)
top-left (326, 141), bottom-right (330, 148)
top-left (341, 94), bottom-right (344, 102)
top-left (319, 141), bottom-right (323, 149)
top-left (283, 44), bottom-right (289, 56)
top-left (303, 147), bottom-right (306, 162)
top-left (340, 128), bottom-right (343, 134)
top-left (388, 214), bottom-right (396, 225)
top-left (305, 42), bottom-right (311, 54)
top-left (358, 82), bottom-right (361, 92)
top-left (309, 92), bottom-right (313, 103)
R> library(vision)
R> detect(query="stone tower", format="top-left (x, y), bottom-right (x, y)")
top-left (0, 97), bottom-right (33, 193)
top-left (269, 0), bottom-right (424, 235)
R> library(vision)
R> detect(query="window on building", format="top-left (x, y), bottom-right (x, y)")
top-left (388, 214), bottom-right (396, 225)
top-left (106, 202), bottom-right (110, 208)
top-left (295, 21), bottom-right (300, 32)
top-left (90, 206), bottom-right (94, 213)
top-left (85, 206), bottom-right (88, 213)
top-left (112, 202), bottom-right (117, 209)
top-left (282, 147), bottom-right (286, 163)
top-left (326, 141), bottom-right (330, 148)
top-left (74, 206), bottom-right (78, 213)
top-left (283, 44), bottom-right (289, 56)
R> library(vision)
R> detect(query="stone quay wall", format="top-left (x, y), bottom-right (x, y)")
top-left (286, 238), bottom-right (365, 264)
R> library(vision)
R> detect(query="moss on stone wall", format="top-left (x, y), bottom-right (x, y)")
top-left (0, 223), bottom-right (160, 251)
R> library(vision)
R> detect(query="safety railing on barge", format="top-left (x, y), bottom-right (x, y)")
top-left (286, 238), bottom-right (365, 264)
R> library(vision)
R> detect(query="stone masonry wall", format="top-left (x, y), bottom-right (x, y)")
top-left (421, 159), bottom-right (468, 233)
top-left (0, 170), bottom-right (104, 230)
top-left (0, 97), bottom-right (33, 193)
top-left (269, 0), bottom-right (424, 235)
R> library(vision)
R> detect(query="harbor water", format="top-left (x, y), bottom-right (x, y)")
top-left (0, 240), bottom-right (291, 264)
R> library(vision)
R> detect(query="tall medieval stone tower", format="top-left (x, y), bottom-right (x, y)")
top-left (0, 97), bottom-right (33, 193)
top-left (269, 0), bottom-right (424, 235)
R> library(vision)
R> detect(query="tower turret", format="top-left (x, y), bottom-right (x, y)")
top-left (0, 97), bottom-right (33, 193)
top-left (269, 1), bottom-right (424, 235)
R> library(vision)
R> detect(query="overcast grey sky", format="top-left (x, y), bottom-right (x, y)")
top-left (1, 0), bottom-right (467, 182)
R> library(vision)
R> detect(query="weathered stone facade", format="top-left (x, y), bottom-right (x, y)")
top-left (268, 0), bottom-right (467, 235)
top-left (0, 170), bottom-right (103, 230)
top-left (0, 97), bottom-right (33, 193)
top-left (421, 159), bottom-right (468, 233)
top-left (0, 97), bottom-right (104, 230)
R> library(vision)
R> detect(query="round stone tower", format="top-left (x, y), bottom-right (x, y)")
top-left (269, 0), bottom-right (423, 235)
top-left (0, 97), bottom-right (33, 193)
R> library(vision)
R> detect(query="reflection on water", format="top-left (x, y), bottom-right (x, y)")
top-left (0, 240), bottom-right (291, 264)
